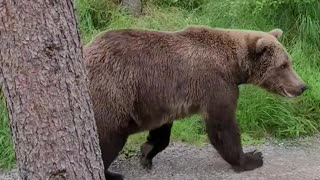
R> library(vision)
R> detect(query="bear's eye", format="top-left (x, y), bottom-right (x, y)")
top-left (280, 64), bottom-right (287, 69)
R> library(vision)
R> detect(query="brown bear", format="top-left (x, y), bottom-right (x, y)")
top-left (83, 26), bottom-right (307, 180)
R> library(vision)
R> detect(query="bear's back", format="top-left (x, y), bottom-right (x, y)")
top-left (83, 28), bottom-right (204, 96)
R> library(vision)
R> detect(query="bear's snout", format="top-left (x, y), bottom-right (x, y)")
top-left (300, 85), bottom-right (308, 93)
top-left (282, 84), bottom-right (308, 97)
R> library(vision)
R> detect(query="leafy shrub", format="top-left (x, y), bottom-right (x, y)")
top-left (148, 0), bottom-right (208, 11)
top-left (74, 0), bottom-right (118, 33)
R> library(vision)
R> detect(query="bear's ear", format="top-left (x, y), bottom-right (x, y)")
top-left (269, 29), bottom-right (283, 39)
top-left (256, 38), bottom-right (268, 55)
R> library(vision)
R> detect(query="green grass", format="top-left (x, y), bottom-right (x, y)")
top-left (1, 0), bottom-right (320, 169)
top-left (75, 0), bottom-right (320, 140)
top-left (0, 93), bottom-right (15, 169)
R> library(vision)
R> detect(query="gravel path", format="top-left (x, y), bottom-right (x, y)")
top-left (110, 137), bottom-right (320, 180)
top-left (1, 137), bottom-right (320, 180)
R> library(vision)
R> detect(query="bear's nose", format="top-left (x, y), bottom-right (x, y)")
top-left (301, 85), bottom-right (308, 93)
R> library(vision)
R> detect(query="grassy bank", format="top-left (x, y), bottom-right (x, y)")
top-left (0, 0), bottom-right (319, 169)
top-left (75, 0), bottom-right (320, 139)
top-left (0, 93), bottom-right (15, 169)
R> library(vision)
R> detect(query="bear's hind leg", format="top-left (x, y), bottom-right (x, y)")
top-left (140, 123), bottom-right (173, 169)
top-left (100, 133), bottom-right (128, 180)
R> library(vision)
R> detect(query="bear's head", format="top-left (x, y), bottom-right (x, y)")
top-left (247, 29), bottom-right (307, 97)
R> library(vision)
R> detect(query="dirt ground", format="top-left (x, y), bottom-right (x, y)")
top-left (110, 137), bottom-right (320, 180)
top-left (1, 137), bottom-right (320, 180)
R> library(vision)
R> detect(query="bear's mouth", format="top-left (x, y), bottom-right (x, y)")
top-left (280, 87), bottom-right (295, 98)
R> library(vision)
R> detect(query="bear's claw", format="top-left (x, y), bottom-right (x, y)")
top-left (232, 150), bottom-right (264, 172)
top-left (140, 157), bottom-right (153, 170)
top-left (105, 171), bottom-right (124, 180)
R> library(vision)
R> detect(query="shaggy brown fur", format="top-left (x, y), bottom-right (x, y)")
top-left (84, 26), bottom-right (307, 180)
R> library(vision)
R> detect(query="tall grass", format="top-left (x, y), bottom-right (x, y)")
top-left (0, 92), bottom-right (15, 169)
top-left (73, 0), bottom-right (320, 139)
top-left (0, 0), bottom-right (319, 169)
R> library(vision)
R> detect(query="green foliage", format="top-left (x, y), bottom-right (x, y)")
top-left (254, 0), bottom-right (320, 48)
top-left (74, 0), bottom-right (119, 39)
top-left (0, 93), bottom-right (15, 169)
top-left (149, 0), bottom-right (208, 10)
top-left (171, 115), bottom-right (207, 144)
top-left (73, 0), bottom-right (320, 140)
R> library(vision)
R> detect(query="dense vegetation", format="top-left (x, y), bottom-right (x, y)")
top-left (1, 0), bottom-right (319, 169)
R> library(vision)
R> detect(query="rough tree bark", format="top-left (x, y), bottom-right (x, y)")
top-left (0, 0), bottom-right (106, 179)
top-left (122, 0), bottom-right (142, 16)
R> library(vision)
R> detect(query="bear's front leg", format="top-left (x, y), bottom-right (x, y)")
top-left (205, 93), bottom-right (263, 172)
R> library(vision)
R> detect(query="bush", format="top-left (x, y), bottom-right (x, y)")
top-left (253, 0), bottom-right (320, 48)
top-left (74, 0), bottom-right (118, 34)
top-left (0, 93), bottom-right (15, 169)
top-left (147, 0), bottom-right (208, 11)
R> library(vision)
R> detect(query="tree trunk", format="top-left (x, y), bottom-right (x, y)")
top-left (0, 0), bottom-right (106, 179)
top-left (122, 0), bottom-right (142, 16)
